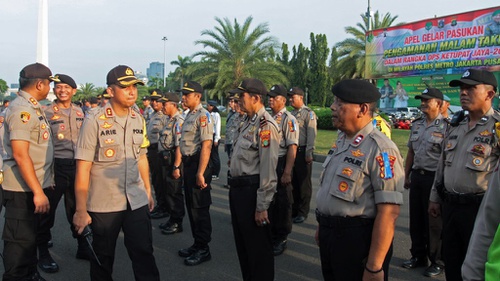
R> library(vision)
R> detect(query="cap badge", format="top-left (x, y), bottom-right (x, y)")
top-left (184, 82), bottom-right (188, 87)
top-left (462, 70), bottom-right (470, 77)
top-left (125, 68), bottom-right (133, 75)
top-left (271, 86), bottom-right (275, 91)
top-left (423, 89), bottom-right (428, 93)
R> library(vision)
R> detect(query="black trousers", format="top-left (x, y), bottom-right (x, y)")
top-left (317, 214), bottom-right (392, 281)
top-left (229, 176), bottom-right (274, 281)
top-left (148, 145), bottom-right (166, 211)
top-left (183, 154), bottom-right (212, 248)
top-left (2, 190), bottom-right (38, 281)
top-left (408, 170), bottom-right (442, 265)
top-left (89, 205), bottom-right (160, 281)
top-left (161, 160), bottom-right (185, 224)
top-left (37, 159), bottom-right (78, 247)
top-left (210, 142), bottom-right (221, 177)
top-left (441, 200), bottom-right (481, 281)
top-left (269, 156), bottom-right (293, 242)
top-left (292, 148), bottom-right (312, 218)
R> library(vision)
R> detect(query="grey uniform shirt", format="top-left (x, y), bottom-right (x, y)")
top-left (75, 103), bottom-right (149, 212)
top-left (430, 108), bottom-right (500, 202)
top-left (316, 123), bottom-right (404, 218)
top-left (147, 111), bottom-right (167, 144)
top-left (273, 108), bottom-right (299, 157)
top-left (143, 105), bottom-right (154, 125)
top-left (462, 167), bottom-right (500, 281)
top-left (291, 105), bottom-right (317, 159)
top-left (159, 111), bottom-right (184, 152)
top-left (225, 110), bottom-right (238, 145)
top-left (2, 90), bottom-right (54, 192)
top-left (230, 106), bottom-right (280, 211)
top-left (44, 102), bottom-right (85, 159)
top-left (407, 114), bottom-right (447, 171)
top-left (180, 103), bottom-right (213, 156)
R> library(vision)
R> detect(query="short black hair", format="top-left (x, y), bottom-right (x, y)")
top-left (19, 77), bottom-right (42, 90)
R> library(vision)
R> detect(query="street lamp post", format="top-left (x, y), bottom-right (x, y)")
top-left (162, 36), bottom-right (168, 88)
top-left (366, 0), bottom-right (372, 31)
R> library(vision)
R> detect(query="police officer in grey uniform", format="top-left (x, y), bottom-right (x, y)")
top-left (2, 63), bottom-right (59, 281)
top-left (289, 87), bottom-right (317, 224)
top-left (402, 88), bottom-right (446, 277)
top-left (157, 92), bottom-right (185, 235)
top-left (267, 84), bottom-right (298, 256)
top-left (38, 74), bottom-right (87, 273)
top-left (229, 78), bottom-right (280, 281)
top-left (142, 96), bottom-right (154, 124)
top-left (429, 69), bottom-right (500, 281)
top-left (223, 92), bottom-right (238, 189)
top-left (73, 65), bottom-right (160, 281)
top-left (147, 89), bottom-right (169, 219)
top-left (316, 79), bottom-right (404, 281)
top-left (177, 81), bottom-right (214, 266)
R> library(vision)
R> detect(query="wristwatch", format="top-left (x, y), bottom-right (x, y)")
top-left (173, 166), bottom-right (180, 170)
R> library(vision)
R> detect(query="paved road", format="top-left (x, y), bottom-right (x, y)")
top-left (0, 147), bottom-right (446, 280)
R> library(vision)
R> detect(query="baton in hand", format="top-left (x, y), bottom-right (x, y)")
top-left (81, 225), bottom-right (102, 266)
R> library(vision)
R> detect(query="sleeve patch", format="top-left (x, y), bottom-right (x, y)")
top-left (260, 130), bottom-right (270, 148)
top-left (289, 120), bottom-right (296, 132)
top-left (376, 152), bottom-right (396, 179)
top-left (20, 112), bottom-right (31, 123)
top-left (200, 115), bottom-right (208, 127)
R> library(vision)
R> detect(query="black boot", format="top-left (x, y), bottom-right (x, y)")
top-left (38, 243), bottom-right (59, 273)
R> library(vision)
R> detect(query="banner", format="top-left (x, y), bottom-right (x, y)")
top-left (366, 6), bottom-right (500, 78)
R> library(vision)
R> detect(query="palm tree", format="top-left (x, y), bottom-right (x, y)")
top-left (75, 82), bottom-right (96, 101)
top-left (171, 55), bottom-right (192, 90)
top-left (335, 11), bottom-right (400, 79)
top-left (188, 16), bottom-right (289, 98)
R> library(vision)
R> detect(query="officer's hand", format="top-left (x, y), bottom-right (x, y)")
top-left (315, 226), bottom-right (320, 246)
top-left (404, 176), bottom-right (411, 189)
top-left (148, 194), bottom-right (155, 212)
top-left (196, 173), bottom-right (207, 189)
top-left (363, 268), bottom-right (384, 281)
top-left (33, 192), bottom-right (50, 214)
top-left (428, 201), bottom-right (441, 217)
top-left (73, 211), bottom-right (92, 235)
top-left (255, 210), bottom-right (269, 227)
top-left (172, 169), bottom-right (181, 180)
top-left (281, 171), bottom-right (292, 186)
top-left (214, 141), bottom-right (219, 147)
top-left (305, 156), bottom-right (314, 164)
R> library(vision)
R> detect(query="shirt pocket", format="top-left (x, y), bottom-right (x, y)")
top-left (465, 143), bottom-right (492, 172)
top-left (329, 165), bottom-right (362, 203)
top-left (427, 133), bottom-right (444, 154)
top-left (132, 134), bottom-right (144, 158)
top-left (443, 139), bottom-right (458, 166)
top-left (97, 137), bottom-right (121, 162)
top-left (236, 138), bottom-right (256, 165)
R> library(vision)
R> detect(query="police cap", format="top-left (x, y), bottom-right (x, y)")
top-left (54, 74), bottom-right (77, 89)
top-left (331, 79), bottom-right (381, 103)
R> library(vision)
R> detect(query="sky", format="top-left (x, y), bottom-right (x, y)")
top-left (1, 0), bottom-right (499, 87)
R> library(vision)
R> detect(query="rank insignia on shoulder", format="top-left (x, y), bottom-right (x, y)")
top-left (353, 134), bottom-right (364, 145)
top-left (105, 108), bottom-right (114, 117)
top-left (260, 129), bottom-right (270, 147)
top-left (259, 116), bottom-right (267, 128)
top-left (29, 97), bottom-right (38, 106)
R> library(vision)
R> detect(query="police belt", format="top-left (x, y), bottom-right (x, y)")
top-left (315, 209), bottom-right (374, 228)
top-left (297, 146), bottom-right (307, 153)
top-left (412, 169), bottom-right (435, 177)
top-left (229, 175), bottom-right (259, 187)
top-left (55, 158), bottom-right (76, 166)
top-left (148, 143), bottom-right (158, 150)
top-left (442, 190), bottom-right (484, 204)
top-left (181, 152), bottom-right (200, 166)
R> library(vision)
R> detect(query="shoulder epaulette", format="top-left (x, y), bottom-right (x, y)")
top-left (411, 116), bottom-right (423, 123)
top-left (259, 116), bottom-right (267, 128)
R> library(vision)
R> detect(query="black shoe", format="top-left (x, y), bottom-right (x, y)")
top-left (293, 216), bottom-right (306, 224)
top-left (178, 245), bottom-right (198, 257)
top-left (402, 256), bottom-right (428, 269)
top-left (38, 254), bottom-right (59, 273)
top-left (424, 264), bottom-right (444, 277)
top-left (159, 220), bottom-right (169, 230)
top-left (161, 223), bottom-right (183, 235)
top-left (223, 184), bottom-right (230, 189)
top-left (273, 240), bottom-right (287, 256)
top-left (151, 210), bottom-right (169, 219)
top-left (184, 248), bottom-right (211, 266)
top-left (26, 271), bottom-right (47, 281)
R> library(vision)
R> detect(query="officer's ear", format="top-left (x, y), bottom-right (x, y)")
top-left (358, 103), bottom-right (370, 117)
top-left (485, 85), bottom-right (496, 101)
top-left (106, 86), bottom-right (114, 98)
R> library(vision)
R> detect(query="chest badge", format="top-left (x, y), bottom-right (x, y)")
top-left (57, 133), bottom-right (64, 140)
top-left (351, 149), bottom-right (364, 157)
top-left (105, 148), bottom-right (115, 158)
top-left (338, 181), bottom-right (349, 192)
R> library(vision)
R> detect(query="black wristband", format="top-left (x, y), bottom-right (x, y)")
top-left (364, 265), bottom-right (383, 274)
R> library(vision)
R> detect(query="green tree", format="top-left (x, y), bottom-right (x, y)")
top-left (336, 11), bottom-right (400, 79)
top-left (75, 82), bottom-right (96, 101)
top-left (0, 79), bottom-right (8, 96)
top-left (308, 33), bottom-right (330, 107)
top-left (188, 16), bottom-right (288, 98)
top-left (289, 43), bottom-right (310, 91)
top-left (170, 55), bottom-right (192, 90)
top-left (325, 46), bottom-right (341, 106)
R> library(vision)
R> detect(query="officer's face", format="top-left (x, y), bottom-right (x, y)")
top-left (269, 95), bottom-right (286, 112)
top-left (459, 84), bottom-right (494, 112)
top-left (183, 92), bottom-right (200, 109)
top-left (54, 83), bottom-right (76, 103)
top-left (419, 98), bottom-right (440, 115)
top-left (330, 97), bottom-right (360, 133)
top-left (289, 94), bottom-right (303, 109)
top-left (39, 79), bottom-right (51, 98)
top-left (108, 84), bottom-right (138, 108)
top-left (143, 99), bottom-right (150, 107)
top-left (151, 99), bottom-right (163, 112)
